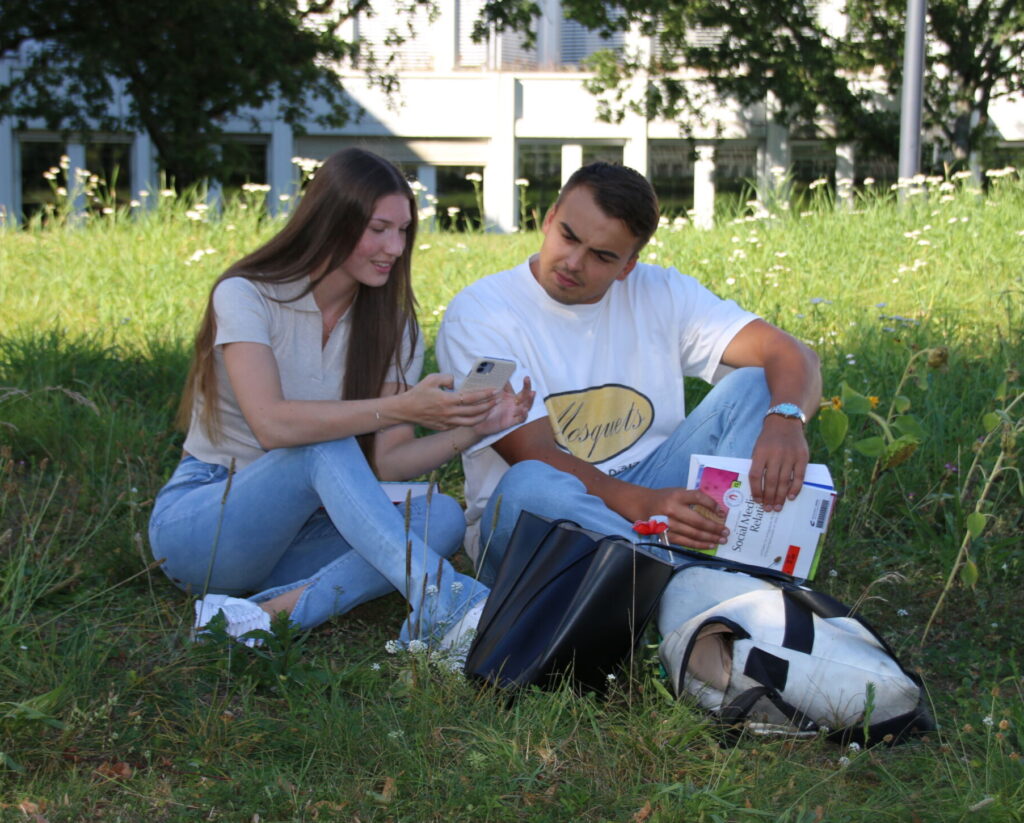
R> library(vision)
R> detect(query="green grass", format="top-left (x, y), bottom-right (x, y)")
top-left (1, 174), bottom-right (1023, 820)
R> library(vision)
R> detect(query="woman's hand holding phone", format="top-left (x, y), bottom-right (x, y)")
top-left (398, 373), bottom-right (499, 431)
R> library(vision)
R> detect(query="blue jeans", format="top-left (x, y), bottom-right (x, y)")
top-left (477, 368), bottom-right (771, 584)
top-left (149, 437), bottom-right (486, 641)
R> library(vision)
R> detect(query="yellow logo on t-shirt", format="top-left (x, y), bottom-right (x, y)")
top-left (545, 384), bottom-right (654, 464)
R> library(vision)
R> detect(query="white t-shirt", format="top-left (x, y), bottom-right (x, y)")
top-left (436, 258), bottom-right (757, 541)
top-left (183, 276), bottom-right (423, 470)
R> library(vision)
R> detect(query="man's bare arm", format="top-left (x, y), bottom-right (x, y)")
top-left (721, 319), bottom-right (822, 510)
top-left (491, 418), bottom-right (730, 549)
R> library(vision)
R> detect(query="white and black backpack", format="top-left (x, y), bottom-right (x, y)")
top-left (657, 562), bottom-right (936, 745)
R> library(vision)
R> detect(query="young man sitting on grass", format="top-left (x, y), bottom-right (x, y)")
top-left (437, 162), bottom-right (822, 582)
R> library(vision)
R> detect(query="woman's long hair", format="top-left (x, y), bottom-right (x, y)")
top-left (177, 148), bottom-right (420, 466)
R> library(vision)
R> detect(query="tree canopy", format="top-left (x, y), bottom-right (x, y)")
top-left (0, 0), bottom-right (433, 186)
top-left (475, 0), bottom-right (1024, 168)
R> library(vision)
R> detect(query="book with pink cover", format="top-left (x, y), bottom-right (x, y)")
top-left (685, 454), bottom-right (835, 580)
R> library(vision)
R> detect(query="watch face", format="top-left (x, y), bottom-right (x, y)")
top-left (768, 403), bottom-right (805, 421)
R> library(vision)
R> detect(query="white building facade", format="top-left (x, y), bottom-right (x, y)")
top-left (2, 0), bottom-right (1022, 228)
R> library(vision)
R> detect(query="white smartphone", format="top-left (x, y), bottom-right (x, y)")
top-left (458, 357), bottom-right (516, 392)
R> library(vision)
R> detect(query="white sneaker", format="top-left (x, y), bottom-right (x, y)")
top-left (437, 599), bottom-right (486, 666)
top-left (193, 594), bottom-right (271, 648)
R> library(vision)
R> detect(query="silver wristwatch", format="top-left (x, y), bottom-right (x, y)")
top-left (765, 402), bottom-right (807, 425)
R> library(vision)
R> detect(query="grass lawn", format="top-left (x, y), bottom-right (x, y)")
top-left (1, 172), bottom-right (1022, 821)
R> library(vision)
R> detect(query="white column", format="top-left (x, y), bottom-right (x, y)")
top-left (621, 23), bottom-right (651, 176)
top-left (759, 92), bottom-right (790, 198)
top-left (836, 142), bottom-right (855, 209)
top-left (561, 143), bottom-right (583, 186)
top-left (268, 120), bottom-right (296, 215)
top-left (0, 60), bottom-right (16, 225)
top-left (483, 74), bottom-right (518, 232)
top-left (130, 132), bottom-right (156, 206)
top-left (434, 0), bottom-right (458, 72)
top-left (968, 108), bottom-right (982, 186)
top-left (416, 163), bottom-right (438, 230)
top-left (66, 141), bottom-right (87, 215)
top-left (693, 143), bottom-right (716, 231)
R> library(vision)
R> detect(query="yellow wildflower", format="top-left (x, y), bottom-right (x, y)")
top-left (869, 396), bottom-right (880, 409)
top-left (830, 396), bottom-right (842, 410)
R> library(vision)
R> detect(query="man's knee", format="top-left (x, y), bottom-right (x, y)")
top-left (717, 366), bottom-right (769, 396)
top-left (493, 460), bottom-right (583, 511)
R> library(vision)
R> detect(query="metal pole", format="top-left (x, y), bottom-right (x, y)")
top-left (897, 0), bottom-right (927, 194)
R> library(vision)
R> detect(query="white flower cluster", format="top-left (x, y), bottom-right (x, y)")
top-left (184, 248), bottom-right (217, 266)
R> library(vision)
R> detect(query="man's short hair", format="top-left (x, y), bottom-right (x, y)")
top-left (558, 163), bottom-right (660, 251)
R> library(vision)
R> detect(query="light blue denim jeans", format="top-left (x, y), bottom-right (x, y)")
top-left (477, 367), bottom-right (772, 584)
top-left (149, 437), bottom-right (486, 642)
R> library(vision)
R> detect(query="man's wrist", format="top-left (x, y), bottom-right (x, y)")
top-left (764, 402), bottom-right (807, 425)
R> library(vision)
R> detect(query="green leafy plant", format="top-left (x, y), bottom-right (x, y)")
top-left (923, 387), bottom-right (1024, 641)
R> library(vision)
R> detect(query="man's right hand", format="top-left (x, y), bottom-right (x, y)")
top-left (625, 486), bottom-right (729, 551)
top-left (494, 418), bottom-right (731, 550)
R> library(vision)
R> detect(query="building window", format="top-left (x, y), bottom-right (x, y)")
top-left (650, 143), bottom-right (695, 216)
top-left (714, 143), bottom-right (757, 206)
top-left (582, 145), bottom-right (623, 166)
top-left (517, 144), bottom-right (561, 229)
top-left (218, 141), bottom-right (268, 201)
top-left (561, 16), bottom-right (625, 66)
top-left (436, 165), bottom-right (484, 230)
top-left (85, 142), bottom-right (132, 206)
top-left (18, 139), bottom-right (64, 221)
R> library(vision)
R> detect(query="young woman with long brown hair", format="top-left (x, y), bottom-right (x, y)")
top-left (148, 148), bottom-right (532, 650)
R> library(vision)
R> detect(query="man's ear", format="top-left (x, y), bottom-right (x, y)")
top-left (540, 201), bottom-right (558, 232)
top-left (617, 254), bottom-right (640, 281)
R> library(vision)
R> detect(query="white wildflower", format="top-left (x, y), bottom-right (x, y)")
top-left (370, 662), bottom-right (381, 671)
top-left (838, 756), bottom-right (851, 768)
top-left (897, 608), bottom-right (909, 617)
top-left (447, 206), bottom-right (460, 216)
top-left (725, 277), bottom-right (736, 285)
top-left (418, 243), bottom-right (432, 251)
top-left (983, 715), bottom-right (994, 726)
top-left (384, 639), bottom-right (401, 655)
top-left (450, 581), bottom-right (464, 594)
top-left (863, 177), bottom-right (875, 186)
top-left (465, 172), bottom-right (483, 183)
top-left (407, 639), bottom-right (427, 655)
top-left (160, 189), bottom-right (175, 198)
top-left (514, 177), bottom-right (530, 187)
top-left (425, 584), bottom-right (439, 597)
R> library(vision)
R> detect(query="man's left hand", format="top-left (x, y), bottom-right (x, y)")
top-left (748, 415), bottom-right (810, 511)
